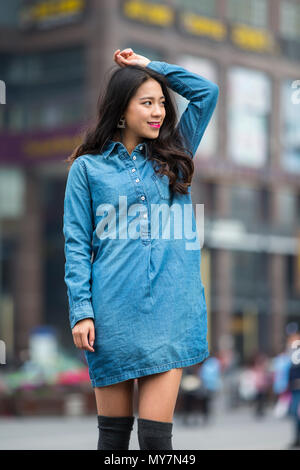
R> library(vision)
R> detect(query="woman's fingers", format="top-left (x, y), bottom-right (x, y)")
top-left (113, 50), bottom-right (127, 67)
top-left (73, 328), bottom-right (95, 351)
top-left (89, 326), bottom-right (95, 349)
top-left (82, 332), bottom-right (95, 352)
top-left (73, 331), bottom-right (82, 349)
top-left (113, 48), bottom-right (140, 67)
top-left (113, 49), bottom-right (122, 65)
top-left (120, 50), bottom-right (133, 59)
top-left (120, 48), bottom-right (133, 56)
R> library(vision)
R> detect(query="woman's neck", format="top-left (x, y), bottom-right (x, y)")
top-left (112, 128), bottom-right (142, 156)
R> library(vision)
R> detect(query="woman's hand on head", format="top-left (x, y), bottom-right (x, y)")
top-left (113, 48), bottom-right (150, 68)
top-left (72, 318), bottom-right (95, 352)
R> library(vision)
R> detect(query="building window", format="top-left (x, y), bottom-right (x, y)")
top-left (0, 47), bottom-right (85, 131)
top-left (280, 1), bottom-right (300, 40)
top-left (0, 0), bottom-right (20, 27)
top-left (228, 66), bottom-right (271, 167)
top-left (198, 181), bottom-right (216, 217)
top-left (230, 185), bottom-right (261, 227)
top-left (227, 0), bottom-right (268, 29)
top-left (281, 79), bottom-right (300, 173)
top-left (232, 251), bottom-right (269, 300)
top-left (172, 0), bottom-right (216, 17)
top-left (259, 187), bottom-right (270, 222)
top-left (277, 188), bottom-right (297, 231)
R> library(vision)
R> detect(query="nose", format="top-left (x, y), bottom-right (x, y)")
top-left (151, 103), bottom-right (164, 118)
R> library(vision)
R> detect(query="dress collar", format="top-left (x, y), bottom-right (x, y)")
top-left (101, 140), bottom-right (147, 159)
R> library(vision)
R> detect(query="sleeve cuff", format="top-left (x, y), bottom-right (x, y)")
top-left (69, 300), bottom-right (95, 329)
top-left (146, 60), bottom-right (167, 74)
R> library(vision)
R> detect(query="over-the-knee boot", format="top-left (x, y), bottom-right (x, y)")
top-left (137, 417), bottom-right (173, 450)
top-left (97, 415), bottom-right (135, 450)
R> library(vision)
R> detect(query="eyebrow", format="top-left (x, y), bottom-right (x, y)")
top-left (139, 96), bottom-right (165, 100)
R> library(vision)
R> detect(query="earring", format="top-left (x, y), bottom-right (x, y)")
top-left (117, 117), bottom-right (126, 128)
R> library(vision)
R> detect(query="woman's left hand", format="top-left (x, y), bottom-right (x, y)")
top-left (113, 48), bottom-right (150, 68)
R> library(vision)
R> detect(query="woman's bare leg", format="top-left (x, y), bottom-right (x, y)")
top-left (94, 378), bottom-right (135, 416)
top-left (137, 368), bottom-right (183, 421)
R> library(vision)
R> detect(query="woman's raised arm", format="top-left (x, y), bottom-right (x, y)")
top-left (146, 60), bottom-right (219, 158)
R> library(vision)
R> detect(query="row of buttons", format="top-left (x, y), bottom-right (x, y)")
top-left (137, 145), bottom-right (149, 236)
top-left (132, 150), bottom-right (146, 202)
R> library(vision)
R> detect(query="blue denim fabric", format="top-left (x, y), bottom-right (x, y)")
top-left (63, 61), bottom-right (219, 387)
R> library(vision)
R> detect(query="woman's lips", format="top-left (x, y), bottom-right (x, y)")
top-left (148, 122), bottom-right (160, 128)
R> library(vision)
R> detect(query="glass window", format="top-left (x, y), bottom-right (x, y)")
top-left (228, 66), bottom-right (271, 167)
top-left (5, 48), bottom-right (84, 85)
top-left (232, 251), bottom-right (270, 304)
top-left (25, 89), bottom-right (86, 131)
top-left (0, 0), bottom-right (21, 26)
top-left (230, 185), bottom-right (261, 227)
top-left (0, 168), bottom-right (25, 218)
top-left (197, 181), bottom-right (216, 216)
top-left (172, 0), bottom-right (216, 17)
top-left (259, 187), bottom-right (270, 221)
top-left (1, 47), bottom-right (85, 131)
top-left (281, 79), bottom-right (300, 172)
top-left (227, 0), bottom-right (268, 29)
top-left (277, 188), bottom-right (297, 230)
top-left (280, 1), bottom-right (300, 40)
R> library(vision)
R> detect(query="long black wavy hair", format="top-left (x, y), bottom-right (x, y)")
top-left (65, 64), bottom-right (194, 195)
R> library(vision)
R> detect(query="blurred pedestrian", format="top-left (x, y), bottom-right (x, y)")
top-left (179, 367), bottom-right (202, 425)
top-left (271, 346), bottom-right (292, 419)
top-left (198, 354), bottom-right (221, 423)
top-left (286, 336), bottom-right (300, 449)
top-left (251, 353), bottom-right (271, 418)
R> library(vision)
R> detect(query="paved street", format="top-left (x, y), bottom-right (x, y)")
top-left (0, 404), bottom-right (295, 450)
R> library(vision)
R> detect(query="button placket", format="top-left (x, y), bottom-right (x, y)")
top-left (122, 148), bottom-right (150, 243)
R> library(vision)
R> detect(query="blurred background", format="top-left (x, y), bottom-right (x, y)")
top-left (0, 0), bottom-right (300, 450)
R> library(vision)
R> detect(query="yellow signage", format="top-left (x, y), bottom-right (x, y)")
top-left (23, 134), bottom-right (82, 159)
top-left (20, 0), bottom-right (85, 25)
top-left (122, 3), bottom-right (277, 54)
top-left (231, 24), bottom-right (274, 52)
top-left (181, 13), bottom-right (226, 41)
top-left (123, 0), bottom-right (174, 26)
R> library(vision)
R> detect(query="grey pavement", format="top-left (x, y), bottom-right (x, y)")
top-left (0, 405), bottom-right (295, 450)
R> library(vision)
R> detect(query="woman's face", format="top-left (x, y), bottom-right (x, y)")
top-left (123, 78), bottom-right (166, 141)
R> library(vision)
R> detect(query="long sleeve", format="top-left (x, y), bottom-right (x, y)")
top-left (146, 60), bottom-right (219, 158)
top-left (63, 158), bottom-right (95, 329)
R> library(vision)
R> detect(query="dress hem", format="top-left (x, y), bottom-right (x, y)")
top-left (90, 350), bottom-right (210, 388)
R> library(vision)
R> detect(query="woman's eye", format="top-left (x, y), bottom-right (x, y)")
top-left (143, 101), bottom-right (166, 106)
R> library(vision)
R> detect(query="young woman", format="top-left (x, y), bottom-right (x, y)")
top-left (63, 48), bottom-right (219, 450)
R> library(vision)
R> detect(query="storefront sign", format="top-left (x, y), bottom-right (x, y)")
top-left (0, 123), bottom-right (84, 165)
top-left (231, 24), bottom-right (275, 52)
top-left (179, 12), bottom-right (226, 41)
top-left (20, 0), bottom-right (87, 30)
top-left (122, 0), bottom-right (173, 27)
top-left (121, 0), bottom-right (277, 54)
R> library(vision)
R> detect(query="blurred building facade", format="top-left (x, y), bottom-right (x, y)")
top-left (0, 0), bottom-right (300, 365)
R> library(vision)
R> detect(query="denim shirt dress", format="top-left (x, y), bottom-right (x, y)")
top-left (63, 60), bottom-right (219, 387)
